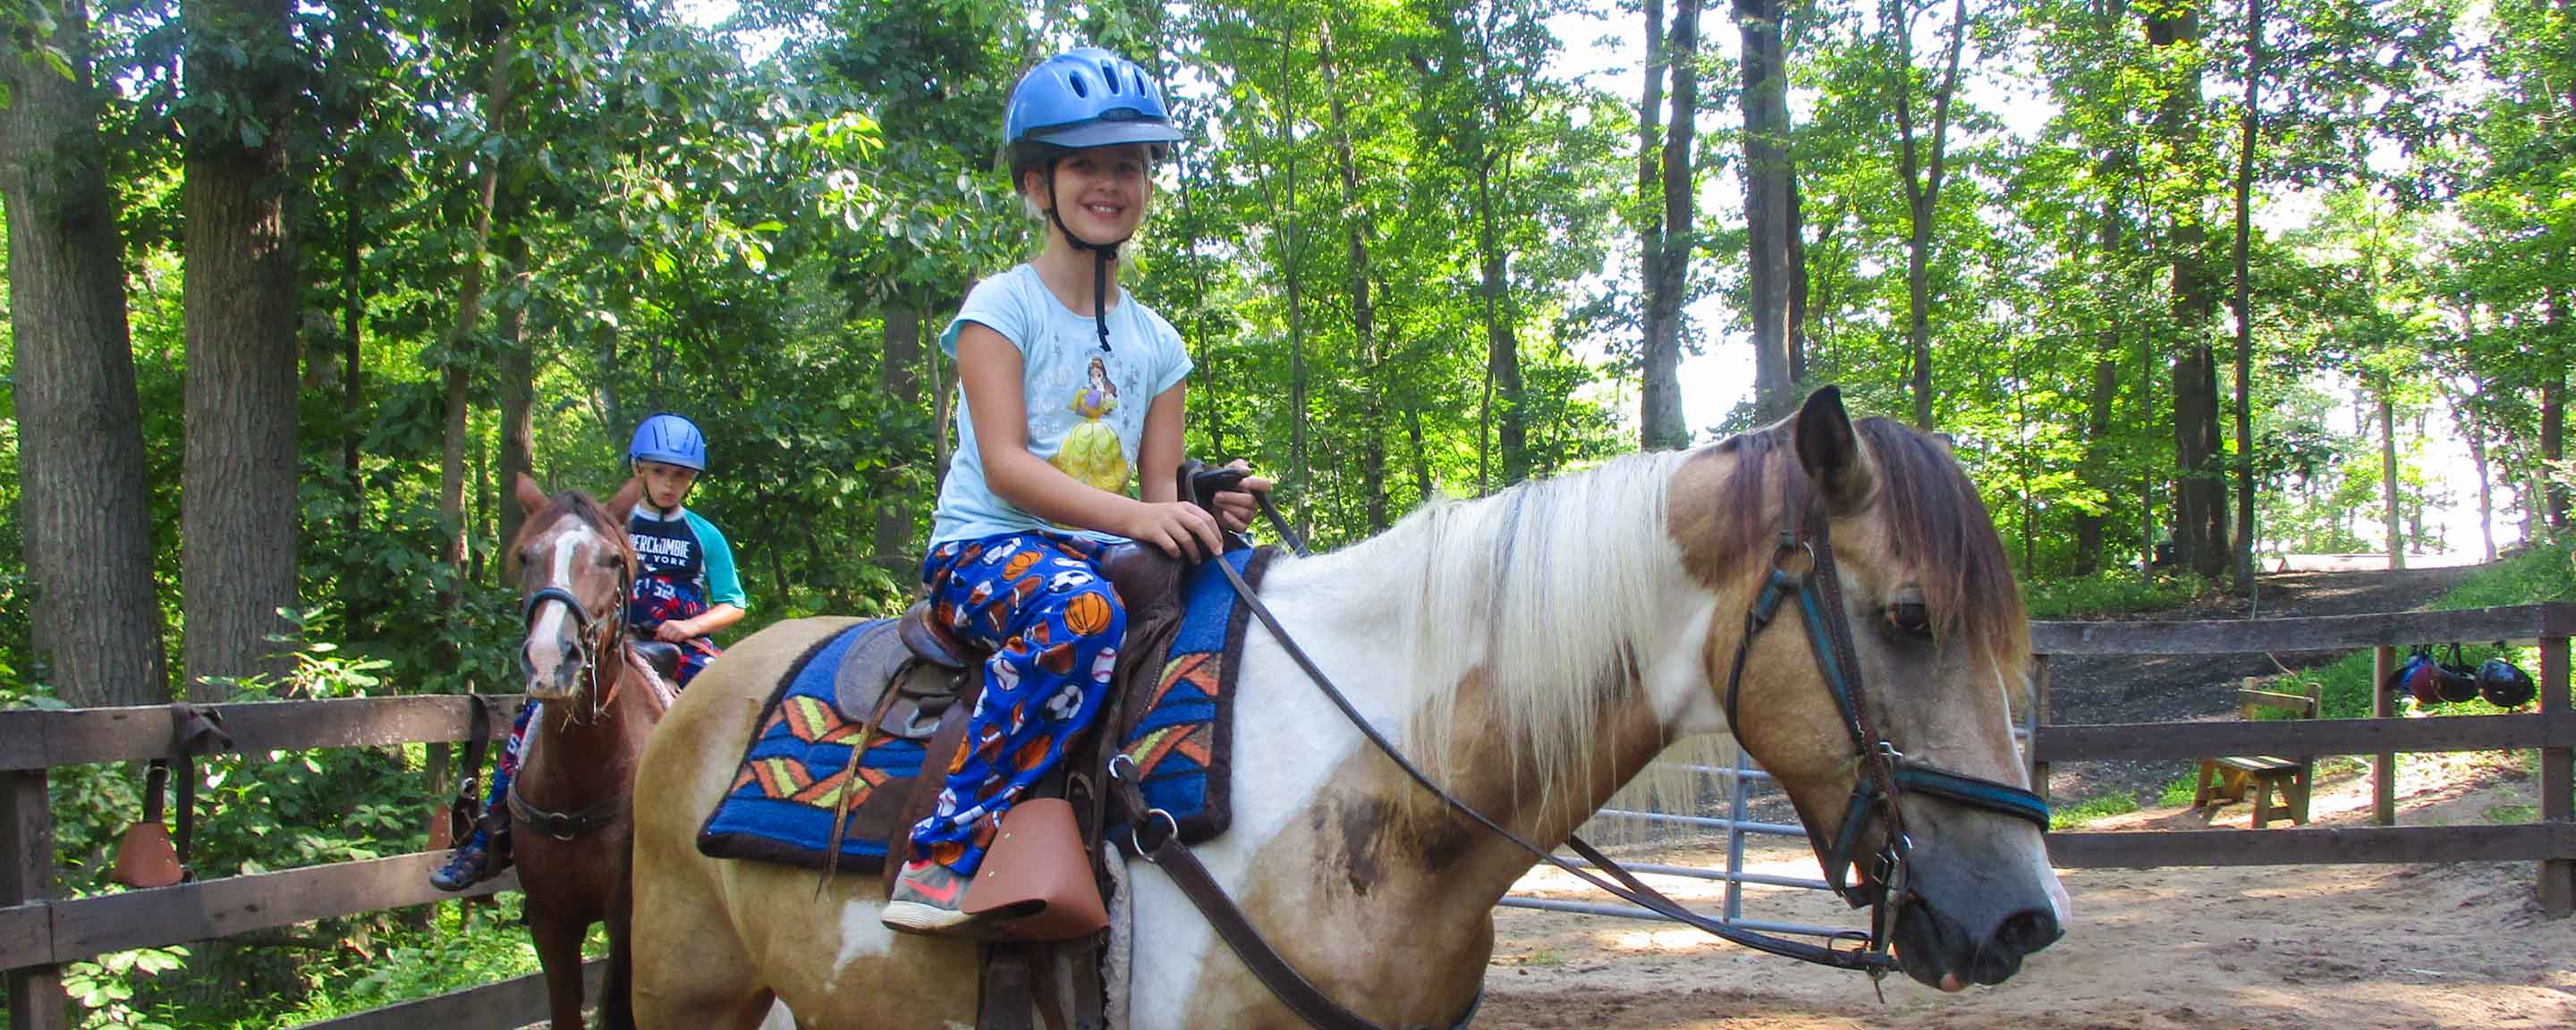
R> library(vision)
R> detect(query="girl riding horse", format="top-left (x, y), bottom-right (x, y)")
top-left (878, 46), bottom-right (1270, 934)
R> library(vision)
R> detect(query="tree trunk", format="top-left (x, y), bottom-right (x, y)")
top-left (1636, 0), bottom-right (1680, 451)
top-left (444, 33), bottom-right (513, 630)
top-left (2137, 323), bottom-right (2157, 574)
top-left (496, 225), bottom-right (534, 552)
top-left (2545, 286), bottom-right (2569, 533)
top-left (1786, 173), bottom-right (1809, 384)
top-left (1321, 23), bottom-right (1388, 530)
top-left (1408, 403), bottom-right (1432, 509)
top-left (875, 302), bottom-right (921, 568)
top-left (1735, 0), bottom-right (1795, 422)
top-left (2378, 374), bottom-right (2404, 570)
top-left (1270, 37), bottom-right (1311, 535)
top-left (1648, 0), bottom-right (1701, 444)
top-left (2464, 391), bottom-right (2496, 563)
top-left (2145, 1), bottom-right (2228, 581)
top-left (0, 0), bottom-right (173, 708)
top-left (341, 173), bottom-right (365, 540)
top-left (2230, 0), bottom-right (2262, 592)
top-left (1473, 139), bottom-right (1526, 486)
top-left (2072, 344), bottom-right (2119, 576)
top-left (181, 0), bottom-right (303, 697)
top-left (1890, 0), bottom-right (1970, 431)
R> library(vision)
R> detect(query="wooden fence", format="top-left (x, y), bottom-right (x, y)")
top-left (2028, 602), bottom-right (2576, 916)
top-left (1, 602), bottom-right (2568, 1028)
top-left (0, 696), bottom-right (556, 1030)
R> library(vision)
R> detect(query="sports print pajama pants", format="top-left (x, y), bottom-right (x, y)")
top-left (908, 533), bottom-right (1127, 877)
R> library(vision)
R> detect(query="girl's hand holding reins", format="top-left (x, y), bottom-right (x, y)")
top-left (1212, 458), bottom-right (1272, 534)
top-left (1129, 499), bottom-right (1226, 561)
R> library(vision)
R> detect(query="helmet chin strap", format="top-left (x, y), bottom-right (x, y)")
top-left (1042, 163), bottom-right (1130, 354)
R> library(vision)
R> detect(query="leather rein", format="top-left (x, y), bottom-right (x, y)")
top-left (1108, 463), bottom-right (2050, 1029)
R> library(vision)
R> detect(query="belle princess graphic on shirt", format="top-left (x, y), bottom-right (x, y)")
top-left (1050, 355), bottom-right (1130, 493)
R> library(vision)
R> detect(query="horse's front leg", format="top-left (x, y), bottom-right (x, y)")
top-left (527, 901), bottom-right (593, 1030)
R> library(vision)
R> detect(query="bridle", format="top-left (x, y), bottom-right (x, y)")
top-left (1109, 460), bottom-right (2052, 1030)
top-left (1717, 471), bottom-right (2054, 964)
top-left (517, 545), bottom-right (634, 729)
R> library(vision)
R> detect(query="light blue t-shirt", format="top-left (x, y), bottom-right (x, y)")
top-left (929, 264), bottom-right (1194, 546)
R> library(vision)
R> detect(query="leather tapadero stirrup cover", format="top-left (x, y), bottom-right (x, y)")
top-left (961, 798), bottom-right (1110, 941)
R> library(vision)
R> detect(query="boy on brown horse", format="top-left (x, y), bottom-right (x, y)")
top-left (431, 413), bottom-right (750, 891)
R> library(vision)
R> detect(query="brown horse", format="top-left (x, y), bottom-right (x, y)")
top-left (507, 474), bottom-right (669, 1030)
top-left (629, 389), bottom-right (2065, 1027)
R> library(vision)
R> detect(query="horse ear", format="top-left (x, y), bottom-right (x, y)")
top-left (608, 477), bottom-right (645, 517)
top-left (513, 473), bottom-right (549, 515)
top-left (1793, 386), bottom-right (1875, 513)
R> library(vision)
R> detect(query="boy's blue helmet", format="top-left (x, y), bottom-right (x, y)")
top-left (1004, 47), bottom-right (1184, 152)
top-left (629, 413), bottom-right (707, 472)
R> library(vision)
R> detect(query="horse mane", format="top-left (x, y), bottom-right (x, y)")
top-left (1296, 450), bottom-right (1686, 823)
top-left (1316, 417), bottom-right (2025, 825)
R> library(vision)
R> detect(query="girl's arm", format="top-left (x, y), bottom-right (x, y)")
top-left (958, 325), bottom-right (1222, 558)
top-left (1137, 382), bottom-right (1185, 506)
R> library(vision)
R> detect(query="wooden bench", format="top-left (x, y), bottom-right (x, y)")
top-left (2192, 678), bottom-right (2323, 829)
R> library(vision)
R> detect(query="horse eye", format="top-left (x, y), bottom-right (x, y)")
top-left (1886, 600), bottom-right (1931, 636)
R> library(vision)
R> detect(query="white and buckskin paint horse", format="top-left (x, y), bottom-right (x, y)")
top-left (631, 388), bottom-right (2068, 1028)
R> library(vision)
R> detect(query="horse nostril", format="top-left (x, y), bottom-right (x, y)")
top-left (1992, 908), bottom-right (2061, 957)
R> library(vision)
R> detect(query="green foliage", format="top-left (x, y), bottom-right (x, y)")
top-left (2022, 571), bottom-right (2213, 621)
top-left (2049, 791), bottom-right (2140, 831)
top-left (63, 948), bottom-right (188, 1030)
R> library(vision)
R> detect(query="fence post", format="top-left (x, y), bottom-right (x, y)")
top-left (2372, 645), bottom-right (2396, 826)
top-left (2, 769), bottom-right (65, 1030)
top-left (2539, 633), bottom-right (2571, 918)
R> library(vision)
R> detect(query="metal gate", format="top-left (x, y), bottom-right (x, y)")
top-left (1499, 720), bottom-right (2034, 941)
top-left (1495, 747), bottom-right (1862, 941)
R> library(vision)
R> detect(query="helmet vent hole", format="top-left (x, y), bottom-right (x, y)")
top-left (1100, 61), bottom-right (1122, 91)
top-left (1069, 72), bottom-right (1090, 97)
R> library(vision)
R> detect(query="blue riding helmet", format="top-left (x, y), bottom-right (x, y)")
top-left (629, 413), bottom-right (708, 472)
top-left (1004, 47), bottom-right (1185, 151)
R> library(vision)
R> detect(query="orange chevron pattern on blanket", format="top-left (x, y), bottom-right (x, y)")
top-left (699, 621), bottom-right (932, 872)
top-left (1112, 546), bottom-right (1271, 844)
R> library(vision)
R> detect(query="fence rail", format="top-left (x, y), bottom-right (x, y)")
top-left (2029, 601), bottom-right (2572, 916)
top-left (2, 695), bottom-right (533, 1030)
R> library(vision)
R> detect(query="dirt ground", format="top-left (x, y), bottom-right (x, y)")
top-left (1477, 739), bottom-right (2572, 1029)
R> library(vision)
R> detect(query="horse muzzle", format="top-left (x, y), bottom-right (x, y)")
top-left (521, 638), bottom-right (589, 702)
top-left (1892, 891), bottom-right (2061, 990)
